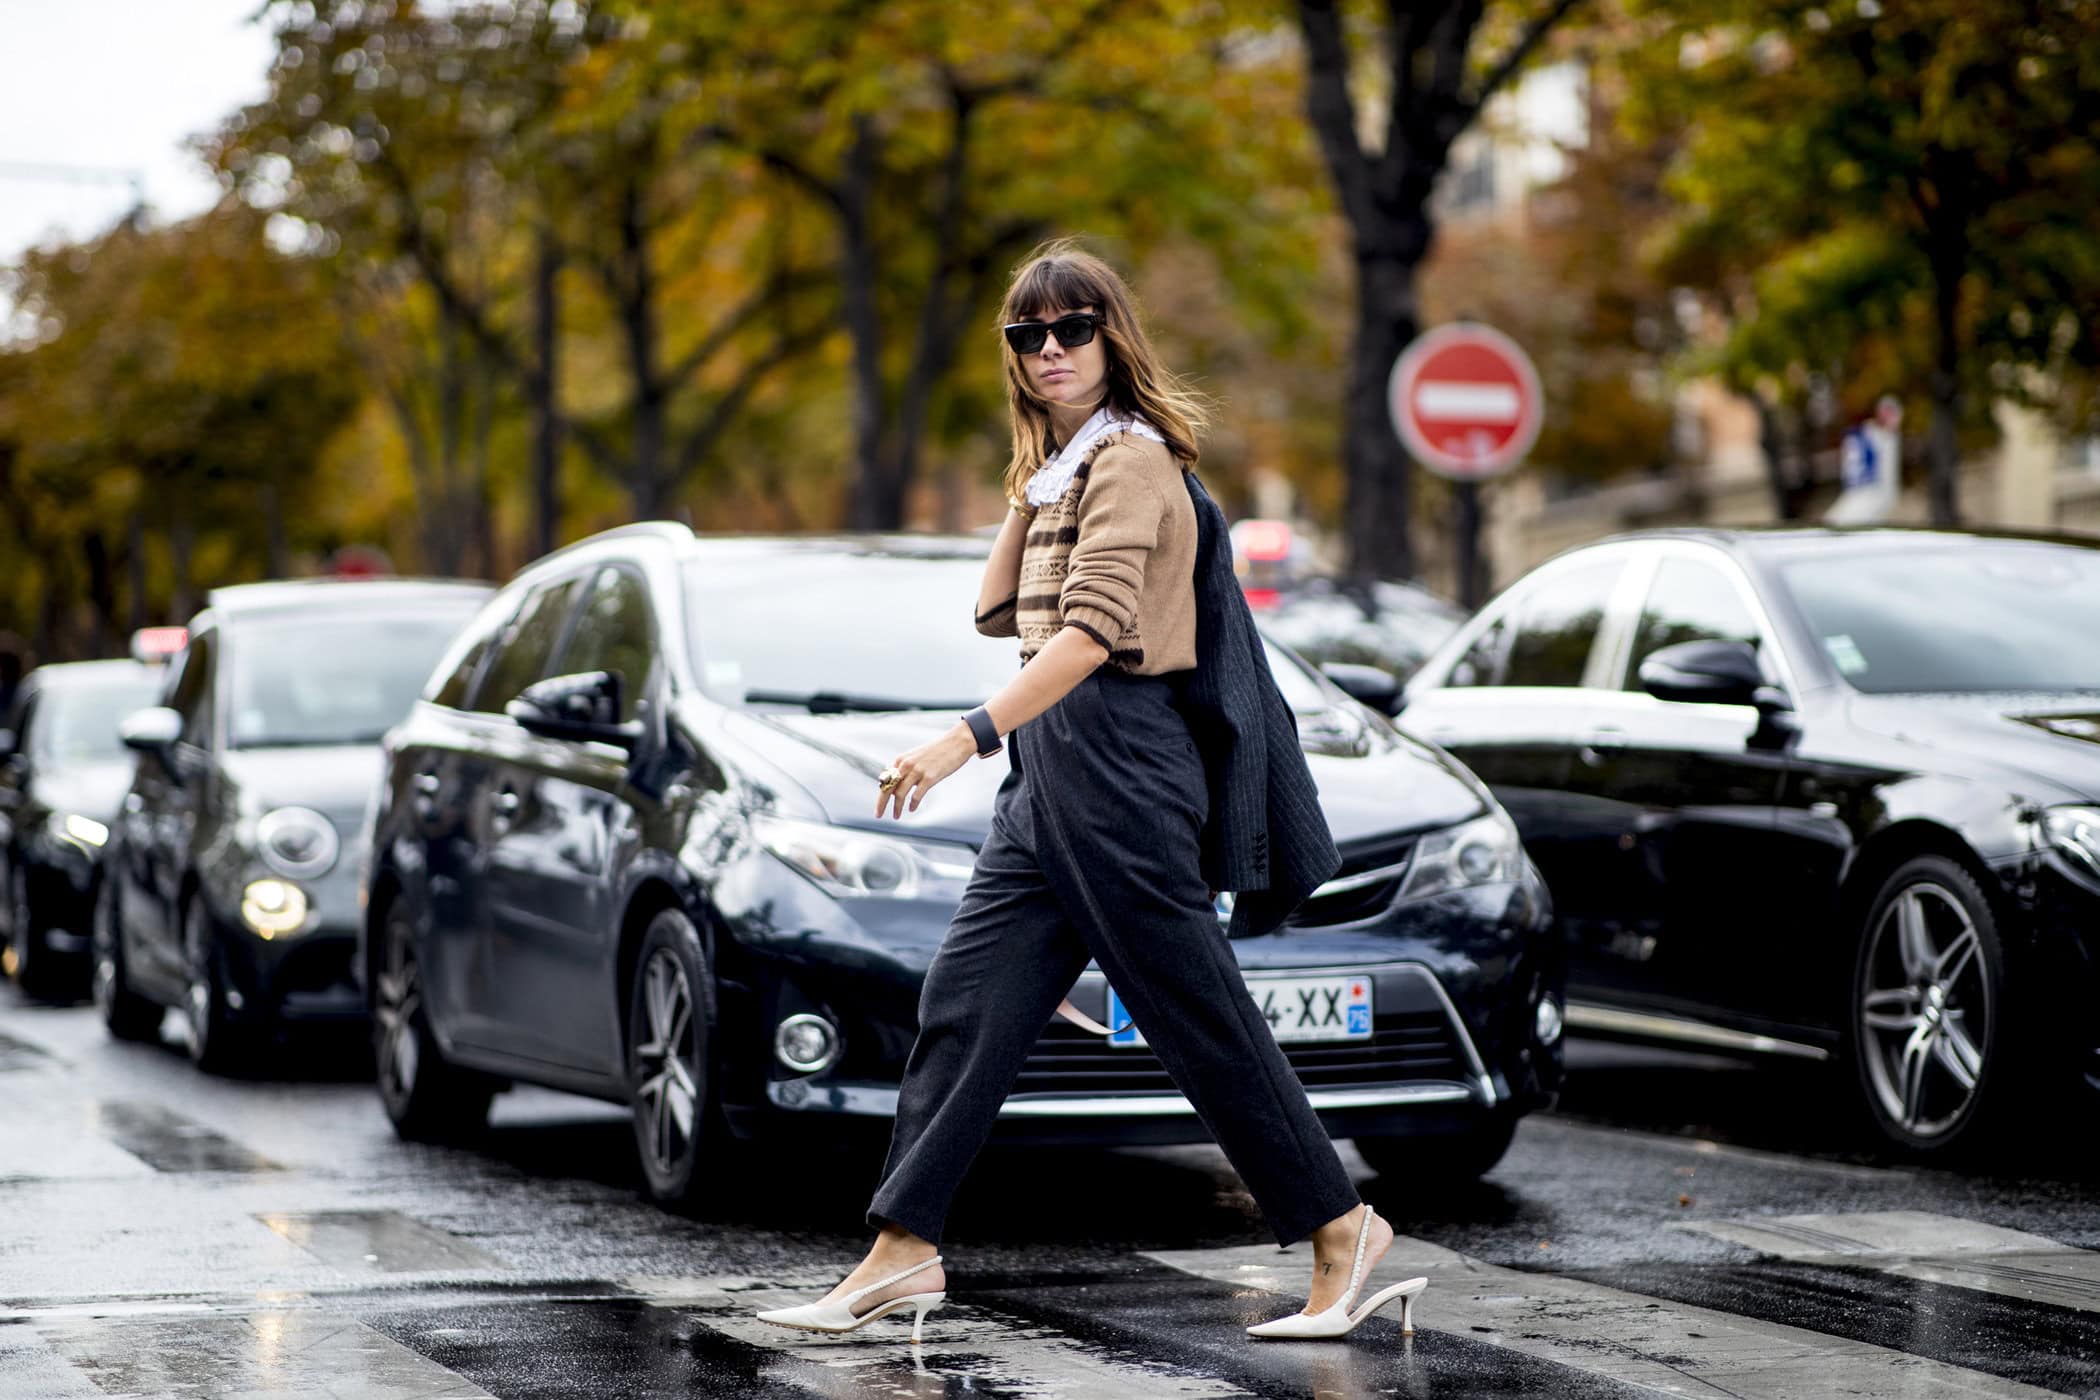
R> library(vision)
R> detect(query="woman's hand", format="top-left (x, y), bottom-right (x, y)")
top-left (877, 722), bottom-right (980, 819)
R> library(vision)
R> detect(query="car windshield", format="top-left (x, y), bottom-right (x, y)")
top-left (32, 674), bottom-right (164, 764)
top-left (1781, 540), bottom-right (2100, 694)
top-left (228, 611), bottom-right (474, 748)
top-left (683, 549), bottom-right (1333, 713)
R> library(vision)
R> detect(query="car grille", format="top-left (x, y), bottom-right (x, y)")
top-left (276, 940), bottom-right (356, 997)
top-left (1011, 1009), bottom-right (1466, 1098)
top-left (1288, 830), bottom-right (1417, 926)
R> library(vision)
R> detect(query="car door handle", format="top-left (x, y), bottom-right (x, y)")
top-left (1577, 726), bottom-right (1627, 769)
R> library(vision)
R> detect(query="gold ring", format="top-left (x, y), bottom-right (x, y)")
top-left (878, 767), bottom-right (903, 790)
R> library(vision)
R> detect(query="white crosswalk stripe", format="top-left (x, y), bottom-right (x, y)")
top-left (1680, 1210), bottom-right (2100, 1315)
top-left (1148, 1234), bottom-right (2060, 1399)
top-left (628, 1273), bottom-right (1253, 1398)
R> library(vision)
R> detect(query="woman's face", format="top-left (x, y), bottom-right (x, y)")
top-left (1015, 302), bottom-right (1108, 411)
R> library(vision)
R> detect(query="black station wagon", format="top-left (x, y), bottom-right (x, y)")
top-left (363, 523), bottom-right (1565, 1206)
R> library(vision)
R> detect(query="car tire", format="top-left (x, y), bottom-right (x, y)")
top-left (92, 877), bottom-right (161, 1042)
top-left (1848, 854), bottom-right (2011, 1158)
top-left (372, 903), bottom-right (496, 1142)
top-left (9, 861), bottom-right (59, 1001)
top-left (1355, 1107), bottom-right (1519, 1183)
top-left (626, 907), bottom-right (717, 1208)
top-left (183, 894), bottom-right (248, 1075)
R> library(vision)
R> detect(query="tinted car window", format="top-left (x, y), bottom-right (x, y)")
top-left (173, 631), bottom-right (217, 747)
top-left (1624, 557), bottom-right (1763, 689)
top-left (558, 566), bottom-right (654, 721)
top-left (33, 675), bottom-right (165, 764)
top-left (430, 616), bottom-right (505, 710)
top-left (474, 577), bottom-right (584, 716)
top-left (228, 613), bottom-right (475, 748)
top-left (1447, 615), bottom-right (1511, 689)
top-left (1781, 541), bottom-right (2100, 693)
top-left (1500, 557), bottom-right (1624, 688)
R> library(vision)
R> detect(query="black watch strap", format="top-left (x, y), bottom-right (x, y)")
top-left (962, 706), bottom-right (1002, 757)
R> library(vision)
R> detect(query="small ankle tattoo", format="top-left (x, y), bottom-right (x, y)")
top-left (1321, 1262), bottom-right (1333, 1276)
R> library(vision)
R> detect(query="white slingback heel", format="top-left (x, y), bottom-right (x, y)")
top-left (1246, 1206), bottom-right (1429, 1340)
top-left (755, 1253), bottom-right (946, 1342)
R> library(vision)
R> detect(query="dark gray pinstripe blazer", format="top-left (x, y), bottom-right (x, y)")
top-left (1179, 471), bottom-right (1343, 940)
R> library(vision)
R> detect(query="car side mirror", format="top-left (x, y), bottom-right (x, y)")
top-left (1638, 640), bottom-right (1790, 712)
top-left (508, 671), bottom-right (642, 751)
top-left (0, 728), bottom-right (15, 759)
top-left (1319, 661), bottom-right (1404, 716)
top-left (118, 706), bottom-right (184, 753)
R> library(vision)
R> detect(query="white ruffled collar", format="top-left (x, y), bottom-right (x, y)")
top-left (1024, 407), bottom-right (1166, 506)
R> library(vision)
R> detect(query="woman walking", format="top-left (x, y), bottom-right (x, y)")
top-left (756, 242), bottom-right (1426, 1343)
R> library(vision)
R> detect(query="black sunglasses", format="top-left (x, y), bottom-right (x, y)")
top-left (1002, 312), bottom-right (1103, 356)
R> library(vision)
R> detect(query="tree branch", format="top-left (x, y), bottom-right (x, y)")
top-left (1468, 0), bottom-right (1581, 113)
top-left (1296, 0), bottom-right (1372, 232)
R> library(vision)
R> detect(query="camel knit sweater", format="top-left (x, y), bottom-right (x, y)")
top-left (974, 431), bottom-right (1198, 674)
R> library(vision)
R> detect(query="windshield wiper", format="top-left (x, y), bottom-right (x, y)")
top-left (742, 689), bottom-right (983, 714)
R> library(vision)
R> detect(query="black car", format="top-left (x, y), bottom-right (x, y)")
top-left (97, 578), bottom-right (491, 1068)
top-left (1, 660), bottom-right (166, 999)
top-left (363, 524), bottom-right (1563, 1207)
top-left (1399, 527), bottom-right (2100, 1157)
top-left (1230, 517), bottom-right (1468, 686)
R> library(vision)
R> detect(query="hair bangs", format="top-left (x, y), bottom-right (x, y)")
top-left (1005, 256), bottom-right (1108, 322)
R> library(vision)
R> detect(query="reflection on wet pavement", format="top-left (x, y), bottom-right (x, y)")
top-left (257, 1210), bottom-right (500, 1274)
top-left (90, 1100), bottom-right (283, 1174)
top-left (36, 1311), bottom-right (494, 1398)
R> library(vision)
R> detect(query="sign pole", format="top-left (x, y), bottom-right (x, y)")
top-left (1388, 321), bottom-right (1542, 607)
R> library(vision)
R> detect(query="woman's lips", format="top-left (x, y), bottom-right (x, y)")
top-left (1041, 369), bottom-right (1071, 383)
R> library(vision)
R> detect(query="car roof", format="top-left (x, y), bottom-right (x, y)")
top-left (681, 532), bottom-right (993, 563)
top-left (202, 577), bottom-right (494, 624)
top-left (1585, 524), bottom-right (2100, 560)
top-left (22, 658), bottom-right (161, 693)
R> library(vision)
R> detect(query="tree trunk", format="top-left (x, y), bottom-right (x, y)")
top-left (840, 116), bottom-right (892, 530)
top-left (1926, 257), bottom-right (1963, 527)
top-left (614, 172), bottom-right (667, 518)
top-left (264, 480), bottom-right (289, 579)
top-left (530, 228), bottom-right (564, 557)
top-left (83, 530), bottom-right (117, 658)
top-left (1345, 250), bottom-right (1422, 580)
top-left (126, 513), bottom-right (147, 633)
top-left (1751, 394), bottom-right (1800, 521)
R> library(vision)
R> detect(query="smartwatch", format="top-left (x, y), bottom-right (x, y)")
top-left (961, 706), bottom-right (1002, 758)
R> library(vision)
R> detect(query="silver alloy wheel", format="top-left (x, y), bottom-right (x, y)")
top-left (632, 948), bottom-right (697, 1175)
top-left (1858, 880), bottom-right (1991, 1139)
top-left (373, 918), bottom-right (421, 1103)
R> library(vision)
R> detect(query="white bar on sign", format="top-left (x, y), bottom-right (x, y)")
top-left (1414, 381), bottom-right (1520, 422)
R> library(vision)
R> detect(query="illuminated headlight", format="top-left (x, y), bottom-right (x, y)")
top-left (1400, 810), bottom-right (1522, 900)
top-left (52, 813), bottom-right (110, 849)
top-left (1535, 994), bottom-right (1564, 1046)
top-left (257, 807), bottom-right (339, 879)
top-left (752, 814), bottom-right (974, 901)
top-left (774, 1013), bottom-right (841, 1073)
top-left (240, 879), bottom-right (309, 939)
top-left (2041, 806), bottom-right (2100, 884)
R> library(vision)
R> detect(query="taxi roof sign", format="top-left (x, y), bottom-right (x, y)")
top-left (130, 626), bottom-right (188, 665)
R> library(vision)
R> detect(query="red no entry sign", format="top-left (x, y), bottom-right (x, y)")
top-left (1388, 322), bottom-right (1543, 480)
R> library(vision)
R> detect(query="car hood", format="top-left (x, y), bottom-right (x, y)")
top-left (31, 760), bottom-right (135, 824)
top-left (218, 744), bottom-right (387, 825)
top-left (1846, 692), bottom-right (2100, 802)
top-left (725, 703), bottom-right (1487, 848)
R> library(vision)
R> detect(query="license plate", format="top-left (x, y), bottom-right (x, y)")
top-left (1106, 973), bottom-right (1374, 1048)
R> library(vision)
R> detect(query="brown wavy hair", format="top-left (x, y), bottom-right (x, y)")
top-left (998, 240), bottom-right (1210, 504)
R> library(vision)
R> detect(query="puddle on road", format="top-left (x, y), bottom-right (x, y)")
top-left (89, 1100), bottom-right (282, 1173)
top-left (257, 1211), bottom-right (500, 1274)
top-left (35, 1311), bottom-right (495, 1399)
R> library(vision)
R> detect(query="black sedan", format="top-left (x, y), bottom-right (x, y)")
top-left (97, 578), bottom-right (491, 1068)
top-left (0, 660), bottom-right (166, 999)
top-left (1399, 526), bottom-right (2100, 1157)
top-left (363, 524), bottom-right (1563, 1207)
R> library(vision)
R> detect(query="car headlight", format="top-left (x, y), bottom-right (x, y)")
top-left (752, 813), bottom-right (975, 901)
top-left (2041, 805), bottom-right (2100, 884)
top-left (51, 812), bottom-right (110, 849)
top-left (257, 807), bottom-right (340, 879)
top-left (240, 878), bottom-right (309, 938)
top-left (1400, 809), bottom-right (1522, 900)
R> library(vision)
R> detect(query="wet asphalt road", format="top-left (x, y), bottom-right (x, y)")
top-left (4, 987), bottom-right (2099, 1399)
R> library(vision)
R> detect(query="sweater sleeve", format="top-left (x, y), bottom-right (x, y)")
top-left (973, 593), bottom-right (1019, 637)
top-left (1060, 441), bottom-right (1167, 652)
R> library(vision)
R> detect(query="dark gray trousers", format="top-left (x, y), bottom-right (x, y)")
top-left (867, 667), bottom-right (1360, 1247)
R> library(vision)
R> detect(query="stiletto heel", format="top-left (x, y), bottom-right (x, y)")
top-left (1247, 1207), bottom-right (1428, 1341)
top-left (755, 1254), bottom-right (946, 1339)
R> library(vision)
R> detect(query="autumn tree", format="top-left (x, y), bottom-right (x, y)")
top-left (1626, 0), bottom-right (2100, 525)
top-left (1295, 0), bottom-right (1583, 578)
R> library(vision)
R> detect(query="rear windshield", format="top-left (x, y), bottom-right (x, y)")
top-left (1781, 541), bottom-right (2100, 694)
top-left (32, 674), bottom-right (164, 764)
